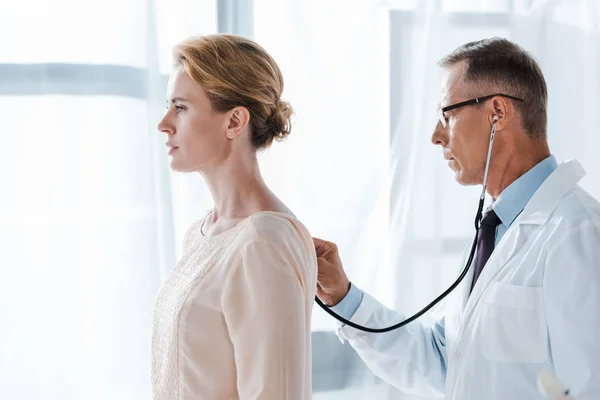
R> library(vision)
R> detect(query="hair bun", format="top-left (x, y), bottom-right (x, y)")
top-left (267, 100), bottom-right (293, 141)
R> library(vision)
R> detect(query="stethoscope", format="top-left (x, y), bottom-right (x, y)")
top-left (314, 116), bottom-right (499, 333)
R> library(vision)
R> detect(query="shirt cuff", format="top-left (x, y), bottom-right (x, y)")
top-left (329, 282), bottom-right (364, 320)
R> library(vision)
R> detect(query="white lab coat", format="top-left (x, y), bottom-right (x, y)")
top-left (337, 160), bottom-right (600, 400)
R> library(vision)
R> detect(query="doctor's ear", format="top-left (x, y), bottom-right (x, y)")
top-left (489, 97), bottom-right (509, 128)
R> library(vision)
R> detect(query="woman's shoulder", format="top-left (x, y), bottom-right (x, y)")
top-left (236, 211), bottom-right (313, 251)
top-left (224, 211), bottom-right (318, 283)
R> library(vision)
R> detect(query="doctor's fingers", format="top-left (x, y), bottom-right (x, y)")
top-left (313, 237), bottom-right (339, 259)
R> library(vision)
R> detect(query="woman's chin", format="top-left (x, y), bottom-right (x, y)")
top-left (169, 158), bottom-right (187, 173)
top-left (169, 159), bottom-right (201, 174)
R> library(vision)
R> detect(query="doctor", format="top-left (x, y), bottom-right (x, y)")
top-left (314, 38), bottom-right (600, 399)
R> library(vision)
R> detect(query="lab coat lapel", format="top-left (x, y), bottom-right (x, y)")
top-left (445, 241), bottom-right (476, 343)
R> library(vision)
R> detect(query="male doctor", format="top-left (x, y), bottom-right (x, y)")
top-left (314, 38), bottom-right (600, 399)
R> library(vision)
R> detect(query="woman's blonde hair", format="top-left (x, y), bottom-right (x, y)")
top-left (173, 34), bottom-right (292, 149)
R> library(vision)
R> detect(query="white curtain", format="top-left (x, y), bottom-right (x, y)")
top-left (0, 0), bottom-right (216, 398)
top-left (1, 0), bottom-right (599, 399)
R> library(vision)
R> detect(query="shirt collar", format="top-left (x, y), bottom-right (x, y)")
top-left (492, 155), bottom-right (558, 228)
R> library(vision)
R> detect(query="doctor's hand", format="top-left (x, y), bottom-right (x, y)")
top-left (313, 237), bottom-right (351, 307)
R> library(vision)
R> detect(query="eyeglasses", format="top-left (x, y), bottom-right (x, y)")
top-left (437, 93), bottom-right (524, 128)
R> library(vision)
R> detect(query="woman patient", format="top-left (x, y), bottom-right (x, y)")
top-left (152, 34), bottom-right (317, 399)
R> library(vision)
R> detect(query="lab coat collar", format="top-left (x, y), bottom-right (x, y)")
top-left (515, 159), bottom-right (586, 225)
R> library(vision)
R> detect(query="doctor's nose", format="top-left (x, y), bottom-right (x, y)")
top-left (431, 124), bottom-right (448, 147)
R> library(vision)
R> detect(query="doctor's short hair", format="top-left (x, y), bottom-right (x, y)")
top-left (439, 37), bottom-right (548, 140)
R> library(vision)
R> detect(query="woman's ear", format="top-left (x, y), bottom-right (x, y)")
top-left (225, 107), bottom-right (250, 139)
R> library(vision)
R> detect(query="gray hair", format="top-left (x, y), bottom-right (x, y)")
top-left (439, 37), bottom-right (548, 139)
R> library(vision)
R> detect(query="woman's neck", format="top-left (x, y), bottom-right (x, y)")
top-left (200, 157), bottom-right (279, 220)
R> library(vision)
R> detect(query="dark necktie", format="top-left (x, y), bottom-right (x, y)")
top-left (470, 207), bottom-right (502, 293)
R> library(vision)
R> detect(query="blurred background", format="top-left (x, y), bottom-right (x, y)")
top-left (1, 0), bottom-right (599, 398)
